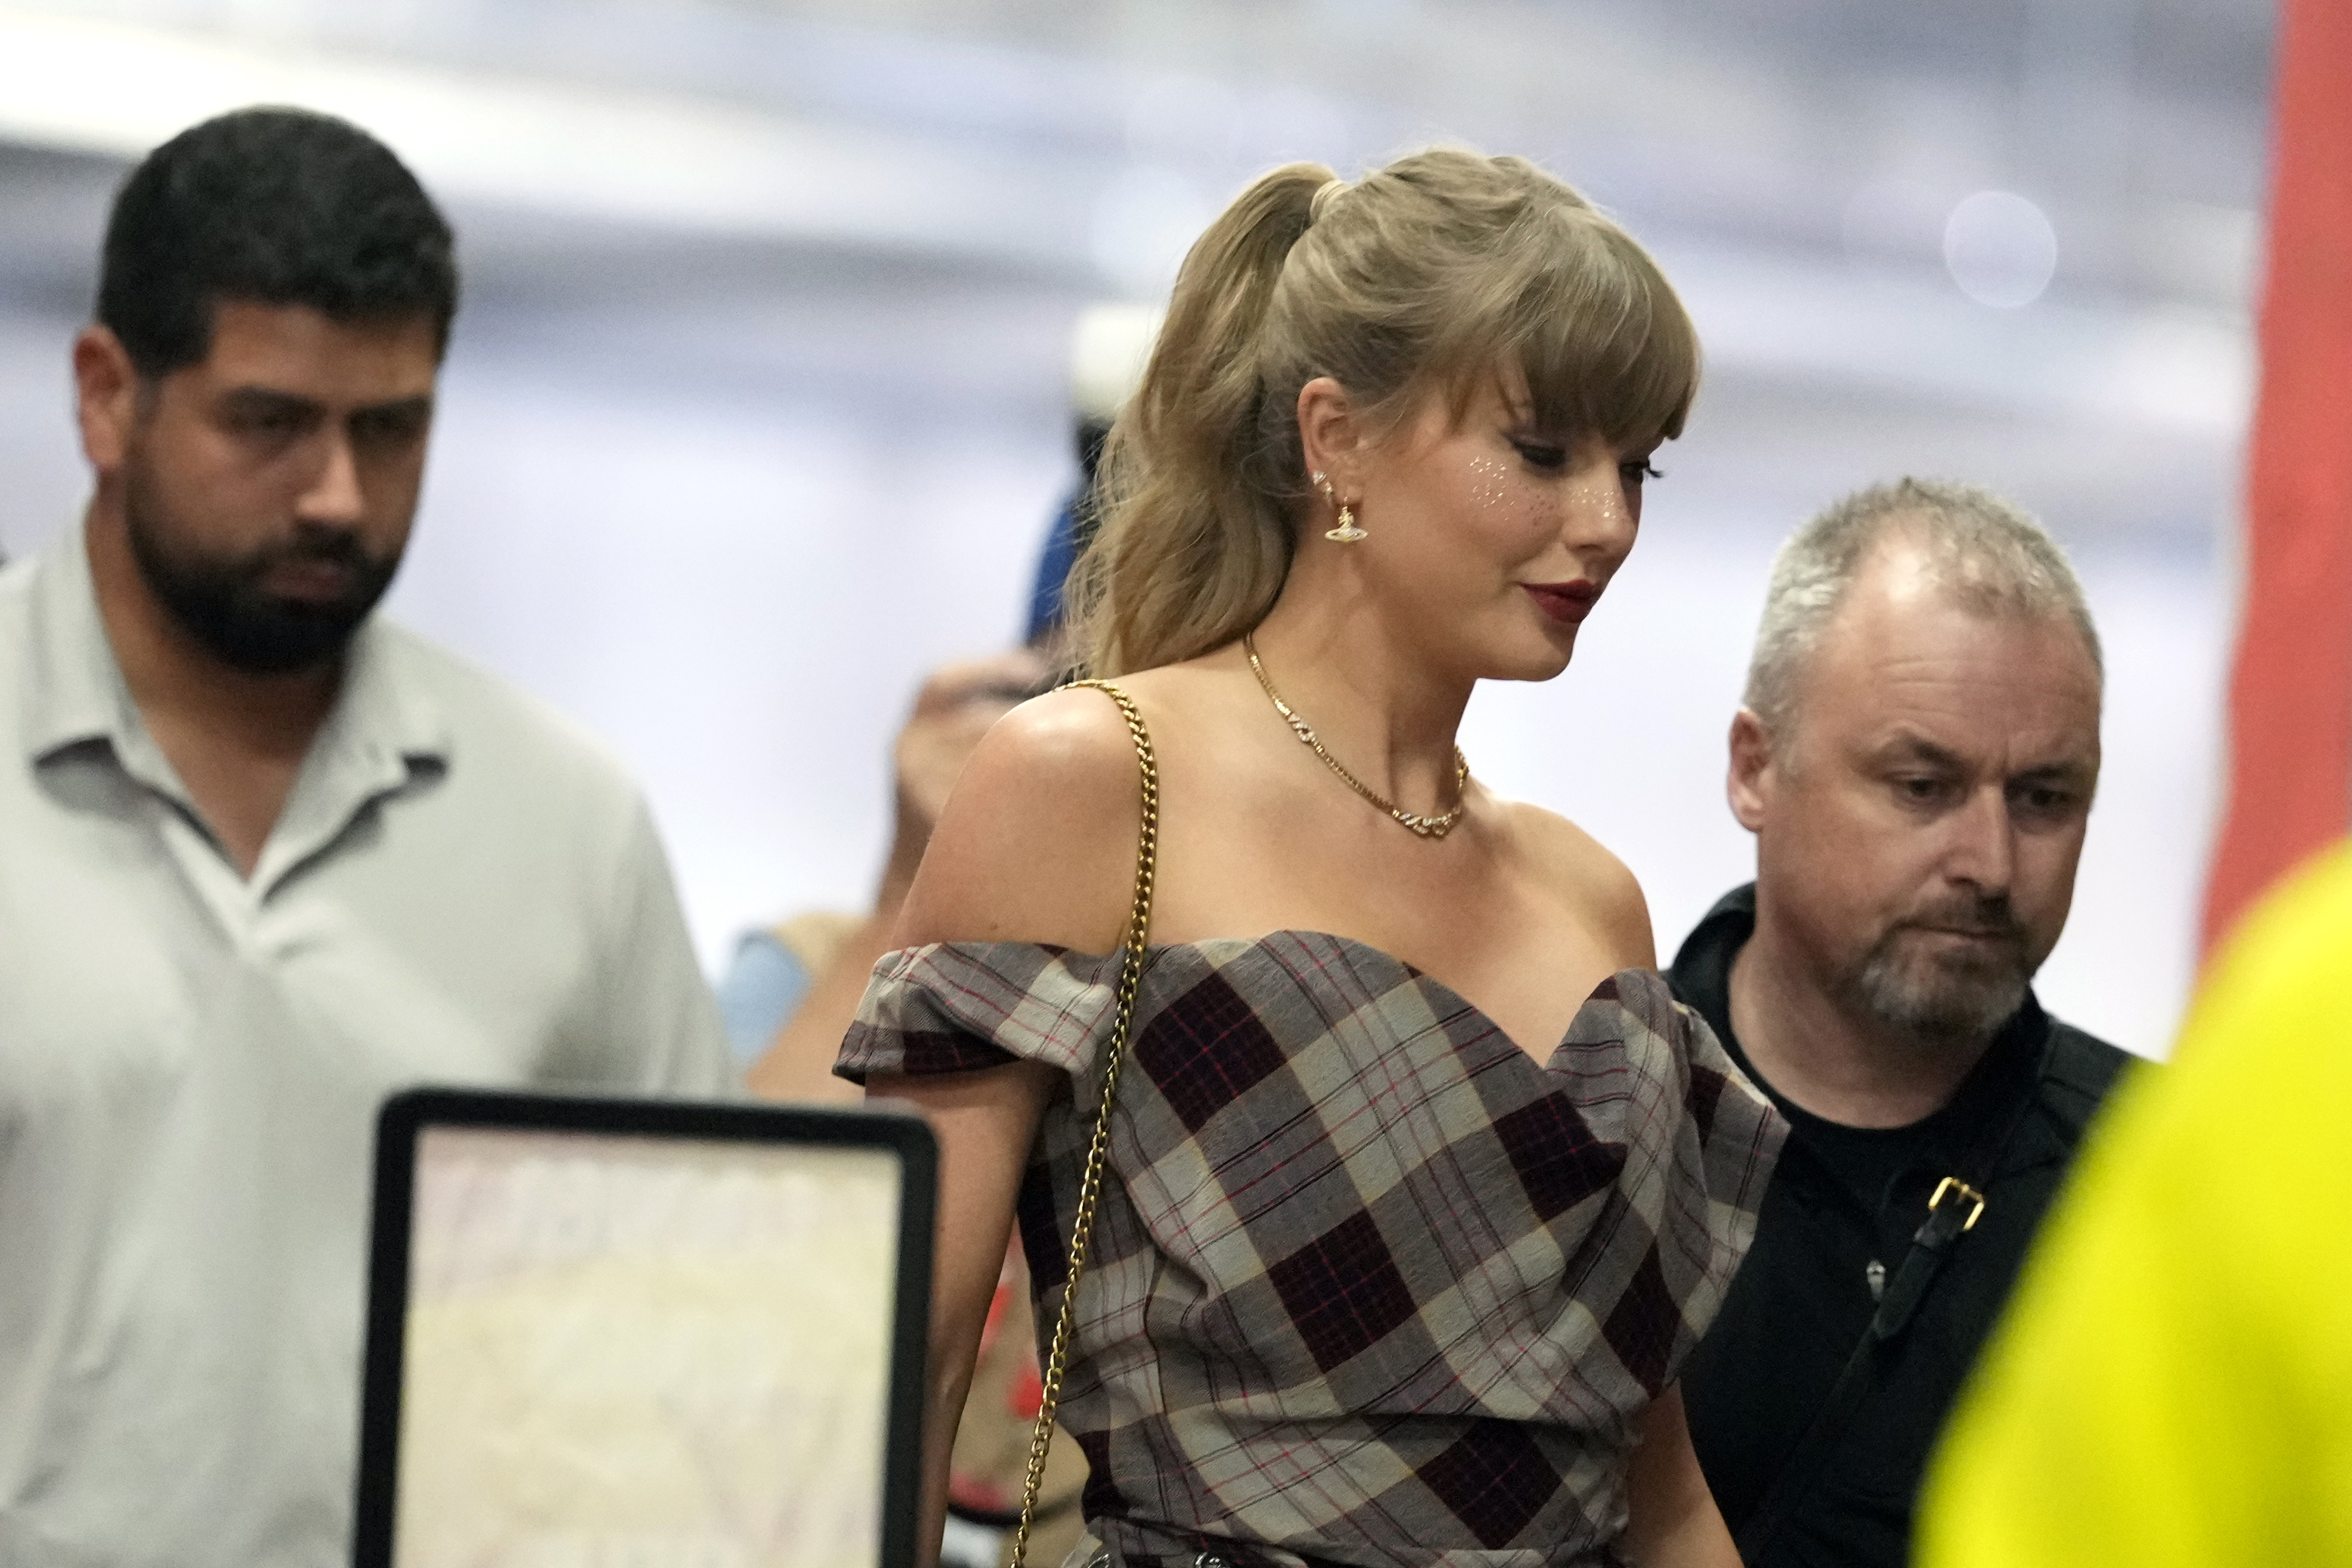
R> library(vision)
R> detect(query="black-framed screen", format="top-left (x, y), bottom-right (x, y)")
top-left (354, 1088), bottom-right (936, 1568)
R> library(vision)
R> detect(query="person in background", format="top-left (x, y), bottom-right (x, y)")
top-left (729, 303), bottom-right (1159, 1097)
top-left (1667, 478), bottom-right (2133, 1567)
top-left (1018, 303), bottom-right (1163, 642)
top-left (0, 108), bottom-right (733, 1567)
top-left (1915, 841), bottom-right (2352, 1567)
top-left (732, 304), bottom-right (1160, 1568)
top-left (739, 648), bottom-right (1052, 1103)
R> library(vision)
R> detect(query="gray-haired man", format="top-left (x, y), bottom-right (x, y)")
top-left (1669, 479), bottom-right (2133, 1568)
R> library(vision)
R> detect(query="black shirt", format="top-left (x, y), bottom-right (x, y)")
top-left (1669, 885), bottom-right (2133, 1568)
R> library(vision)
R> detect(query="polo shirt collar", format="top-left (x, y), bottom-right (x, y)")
top-left (325, 611), bottom-right (452, 768)
top-left (251, 618), bottom-right (452, 893)
top-left (21, 519), bottom-right (453, 882)
top-left (22, 518), bottom-right (139, 764)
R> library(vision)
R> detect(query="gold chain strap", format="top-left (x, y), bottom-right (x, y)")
top-left (1009, 680), bottom-right (1161, 1568)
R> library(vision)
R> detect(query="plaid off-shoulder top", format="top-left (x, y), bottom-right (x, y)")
top-left (838, 932), bottom-right (1784, 1568)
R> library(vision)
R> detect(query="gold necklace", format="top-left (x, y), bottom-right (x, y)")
top-left (1243, 633), bottom-right (1470, 839)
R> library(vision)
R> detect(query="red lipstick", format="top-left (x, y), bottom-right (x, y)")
top-left (1523, 579), bottom-right (1601, 625)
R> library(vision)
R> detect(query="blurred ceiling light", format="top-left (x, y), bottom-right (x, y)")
top-left (1661, 239), bottom-right (2247, 434)
top-left (0, 7), bottom-right (1079, 268)
top-left (1943, 189), bottom-right (2059, 309)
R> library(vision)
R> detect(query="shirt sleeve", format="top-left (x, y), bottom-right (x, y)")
top-left (1915, 845), bottom-right (2352, 1568)
top-left (567, 792), bottom-right (741, 1097)
top-left (714, 929), bottom-right (814, 1065)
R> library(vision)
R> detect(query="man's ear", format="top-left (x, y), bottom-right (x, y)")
top-left (1296, 375), bottom-right (1365, 496)
top-left (73, 325), bottom-right (144, 476)
top-left (1727, 708), bottom-right (1779, 834)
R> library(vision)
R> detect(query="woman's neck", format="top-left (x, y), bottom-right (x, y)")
top-left (1236, 582), bottom-right (1472, 811)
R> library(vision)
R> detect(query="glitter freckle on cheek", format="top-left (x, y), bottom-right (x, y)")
top-left (1467, 455), bottom-right (1510, 511)
top-left (1564, 471), bottom-right (1612, 508)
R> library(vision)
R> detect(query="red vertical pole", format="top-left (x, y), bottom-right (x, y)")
top-left (2200, 0), bottom-right (2352, 956)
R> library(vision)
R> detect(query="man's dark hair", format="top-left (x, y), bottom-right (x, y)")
top-left (97, 107), bottom-right (459, 377)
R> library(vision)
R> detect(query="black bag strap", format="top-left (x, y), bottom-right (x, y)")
top-left (1732, 1072), bottom-right (2043, 1561)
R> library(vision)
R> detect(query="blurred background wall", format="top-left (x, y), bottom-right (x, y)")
top-left (0, 0), bottom-right (2271, 1059)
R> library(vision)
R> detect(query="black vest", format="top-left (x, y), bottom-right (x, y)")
top-left (1670, 883), bottom-right (2133, 1568)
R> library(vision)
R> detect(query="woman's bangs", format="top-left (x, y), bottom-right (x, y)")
top-left (1512, 228), bottom-right (1699, 449)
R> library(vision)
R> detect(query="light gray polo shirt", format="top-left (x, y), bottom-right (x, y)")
top-left (0, 523), bottom-right (738, 1566)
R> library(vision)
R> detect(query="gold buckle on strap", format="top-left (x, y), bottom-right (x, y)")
top-left (1930, 1176), bottom-right (1987, 1231)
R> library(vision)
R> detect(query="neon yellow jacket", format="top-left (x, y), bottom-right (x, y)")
top-left (1918, 842), bottom-right (2352, 1566)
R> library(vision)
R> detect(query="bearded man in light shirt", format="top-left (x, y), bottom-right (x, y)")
top-left (0, 107), bottom-right (733, 1565)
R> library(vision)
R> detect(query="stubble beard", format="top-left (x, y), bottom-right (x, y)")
top-left (122, 447), bottom-right (402, 676)
top-left (1837, 892), bottom-right (2036, 1051)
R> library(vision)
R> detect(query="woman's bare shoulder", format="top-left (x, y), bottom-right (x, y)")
top-left (1491, 793), bottom-right (1657, 970)
top-left (890, 683), bottom-right (1153, 954)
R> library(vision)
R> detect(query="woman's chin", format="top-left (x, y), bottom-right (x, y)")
top-left (1479, 632), bottom-right (1577, 684)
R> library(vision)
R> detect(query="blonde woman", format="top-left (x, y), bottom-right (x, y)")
top-left (841, 150), bottom-right (1785, 1568)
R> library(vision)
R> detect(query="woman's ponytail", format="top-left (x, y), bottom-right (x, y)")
top-left (1067, 163), bottom-right (1334, 676)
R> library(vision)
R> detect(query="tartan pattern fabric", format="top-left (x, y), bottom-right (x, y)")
top-left (839, 932), bottom-right (1785, 1568)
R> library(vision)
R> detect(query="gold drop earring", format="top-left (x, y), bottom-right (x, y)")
top-left (1312, 469), bottom-right (1367, 543)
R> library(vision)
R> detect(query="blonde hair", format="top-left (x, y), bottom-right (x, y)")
top-left (1066, 148), bottom-right (1700, 677)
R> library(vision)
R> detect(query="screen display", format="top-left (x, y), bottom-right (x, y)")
top-left (392, 1124), bottom-right (906, 1568)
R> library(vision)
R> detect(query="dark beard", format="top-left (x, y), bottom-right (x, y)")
top-left (123, 456), bottom-right (400, 675)
top-left (1838, 890), bottom-right (2035, 1050)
